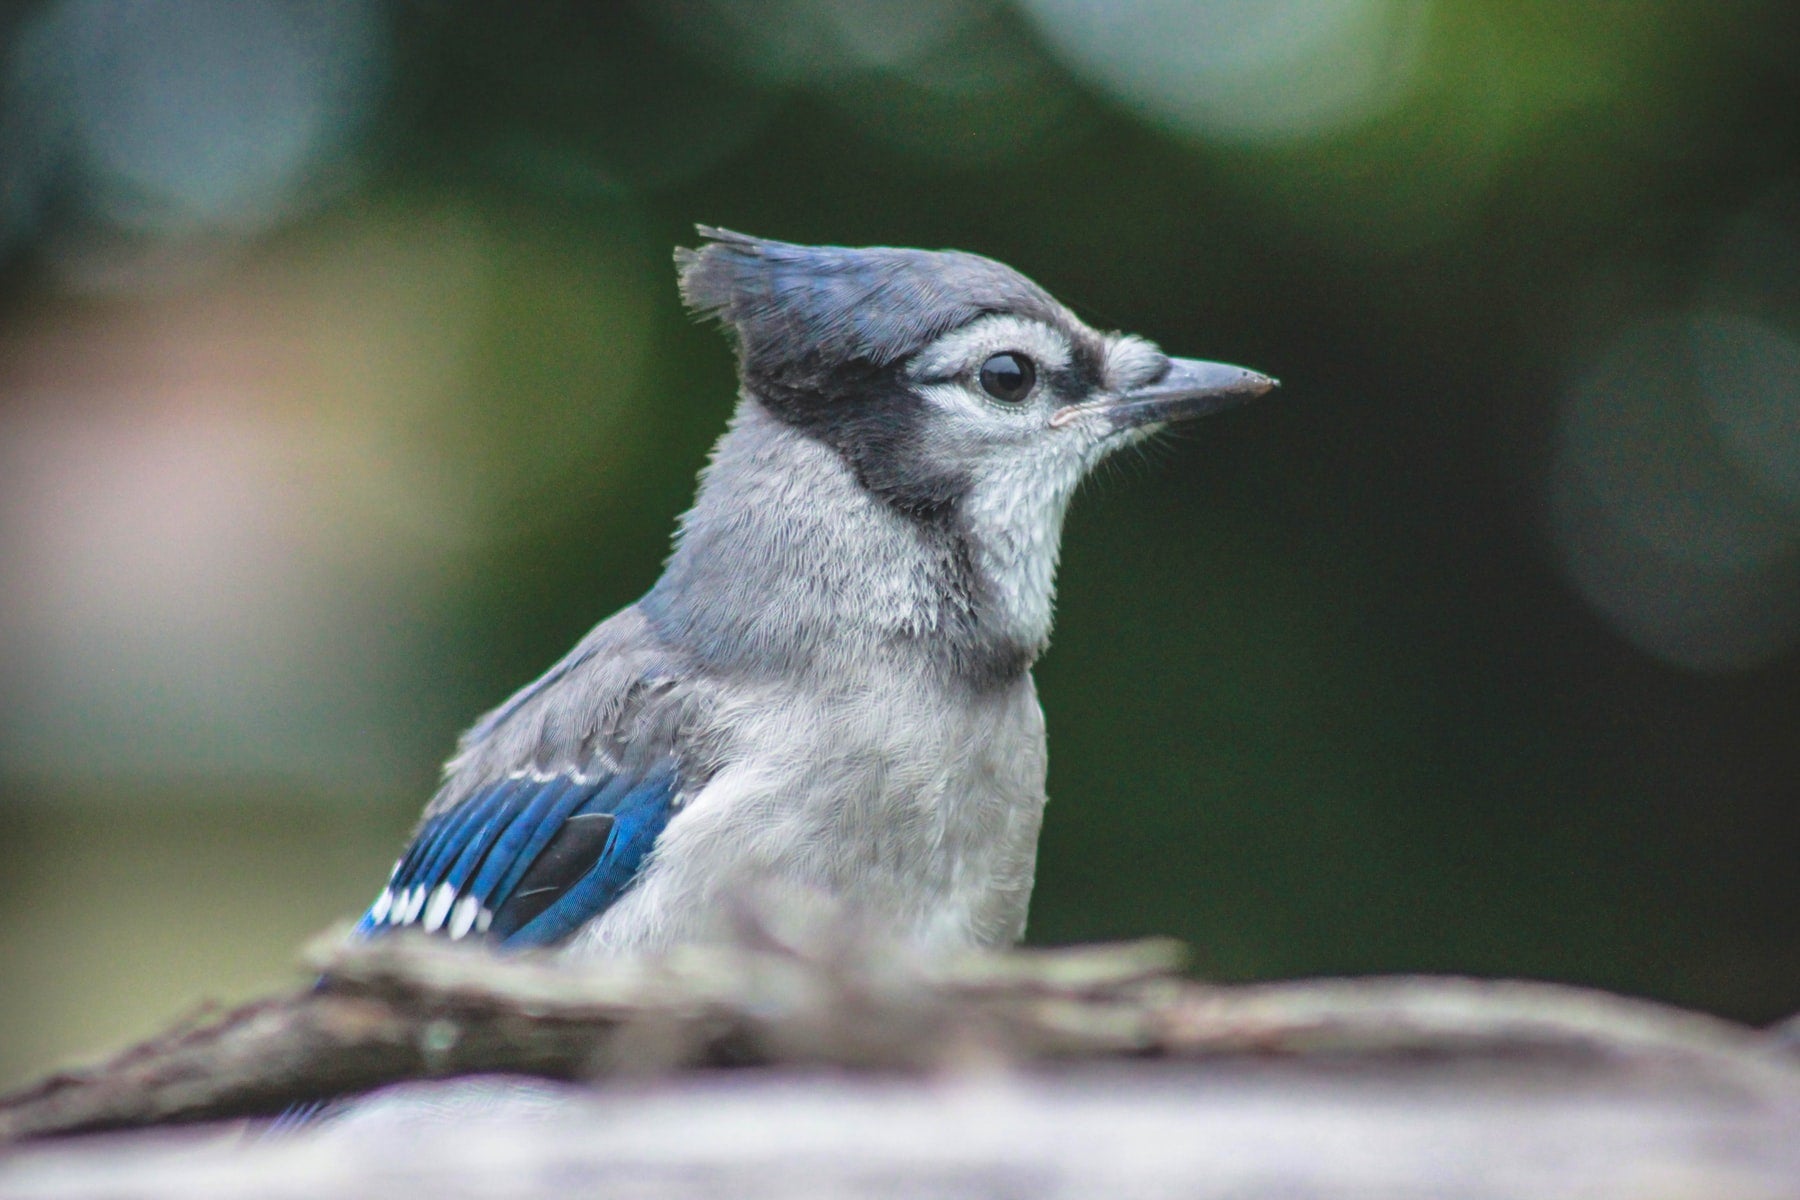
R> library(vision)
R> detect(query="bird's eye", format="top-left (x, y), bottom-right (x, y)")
top-left (978, 353), bottom-right (1036, 403)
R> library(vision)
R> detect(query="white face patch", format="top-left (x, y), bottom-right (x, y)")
top-left (894, 316), bottom-right (1180, 650)
top-left (905, 315), bottom-right (1081, 452)
top-left (960, 437), bottom-right (1087, 649)
top-left (907, 314), bottom-right (1073, 385)
top-left (1103, 334), bottom-right (1168, 393)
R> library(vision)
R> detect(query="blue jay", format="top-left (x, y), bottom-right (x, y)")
top-left (359, 228), bottom-right (1274, 956)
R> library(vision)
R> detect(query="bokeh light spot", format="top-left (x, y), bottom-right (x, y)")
top-left (0, 194), bottom-right (661, 789)
top-left (648, 0), bottom-right (976, 84)
top-left (1549, 314), bottom-right (1800, 671)
top-left (1691, 312), bottom-right (1800, 521)
top-left (1016, 0), bottom-right (1429, 144)
top-left (17, 0), bottom-right (386, 238)
top-left (646, 0), bottom-right (1081, 165)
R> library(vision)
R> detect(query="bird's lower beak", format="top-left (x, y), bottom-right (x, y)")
top-left (1054, 357), bottom-right (1278, 430)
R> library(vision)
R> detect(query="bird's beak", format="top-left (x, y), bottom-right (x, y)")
top-left (1053, 357), bottom-right (1278, 430)
top-left (1106, 357), bottom-right (1278, 429)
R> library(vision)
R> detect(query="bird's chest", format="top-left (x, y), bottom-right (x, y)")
top-left (575, 670), bottom-right (1050, 955)
top-left (742, 673), bottom-right (1048, 931)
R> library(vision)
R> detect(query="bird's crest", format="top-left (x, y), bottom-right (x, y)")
top-left (676, 226), bottom-right (1066, 379)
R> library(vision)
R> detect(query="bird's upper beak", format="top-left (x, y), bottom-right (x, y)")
top-left (1053, 357), bottom-right (1278, 430)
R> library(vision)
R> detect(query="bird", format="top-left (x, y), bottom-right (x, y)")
top-left (357, 227), bottom-right (1275, 957)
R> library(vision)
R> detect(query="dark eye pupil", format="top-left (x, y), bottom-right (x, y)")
top-left (979, 353), bottom-right (1035, 402)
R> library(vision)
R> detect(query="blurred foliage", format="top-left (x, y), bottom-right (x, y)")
top-left (0, 0), bottom-right (1796, 1085)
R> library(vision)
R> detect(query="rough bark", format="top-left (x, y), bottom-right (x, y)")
top-left (1, 926), bottom-right (1795, 1197)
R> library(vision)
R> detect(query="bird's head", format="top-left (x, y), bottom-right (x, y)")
top-left (675, 227), bottom-right (1276, 658)
top-left (679, 227), bottom-right (1275, 519)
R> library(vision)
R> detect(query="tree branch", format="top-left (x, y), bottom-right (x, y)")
top-left (2, 925), bottom-right (1794, 1144)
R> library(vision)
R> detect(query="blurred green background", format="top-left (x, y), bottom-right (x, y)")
top-left (1, 0), bottom-right (1797, 1086)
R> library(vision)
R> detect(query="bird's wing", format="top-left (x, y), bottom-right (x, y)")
top-left (358, 761), bottom-right (680, 948)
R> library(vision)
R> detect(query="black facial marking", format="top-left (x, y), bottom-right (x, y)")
top-left (938, 532), bottom-right (1039, 689)
top-left (752, 358), bottom-right (970, 521)
top-left (1046, 339), bottom-right (1105, 401)
top-left (752, 357), bottom-right (1036, 689)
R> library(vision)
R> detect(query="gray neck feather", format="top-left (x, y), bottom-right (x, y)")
top-left (643, 399), bottom-right (1032, 686)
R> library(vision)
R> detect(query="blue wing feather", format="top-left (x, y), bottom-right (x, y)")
top-left (499, 770), bottom-right (678, 945)
top-left (358, 763), bottom-right (679, 947)
top-left (467, 775), bottom-right (589, 906)
top-left (414, 784), bottom-right (505, 887)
